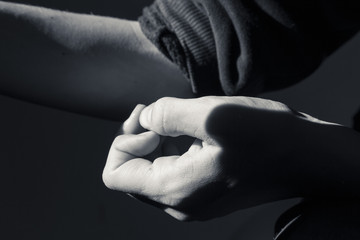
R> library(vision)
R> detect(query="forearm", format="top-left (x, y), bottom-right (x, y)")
top-left (0, 1), bottom-right (192, 120)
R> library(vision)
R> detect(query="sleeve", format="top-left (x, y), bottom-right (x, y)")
top-left (139, 0), bottom-right (360, 96)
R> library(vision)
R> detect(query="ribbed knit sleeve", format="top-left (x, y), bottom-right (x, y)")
top-left (139, 0), bottom-right (360, 96)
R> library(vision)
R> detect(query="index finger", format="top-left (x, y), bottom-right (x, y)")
top-left (139, 97), bottom-right (226, 142)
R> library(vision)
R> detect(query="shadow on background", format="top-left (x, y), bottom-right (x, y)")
top-left (1, 1), bottom-right (360, 240)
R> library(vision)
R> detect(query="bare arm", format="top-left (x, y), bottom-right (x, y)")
top-left (0, 1), bottom-right (193, 120)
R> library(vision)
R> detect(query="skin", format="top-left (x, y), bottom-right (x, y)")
top-left (2, 0), bottom-right (360, 230)
top-left (103, 96), bottom-right (360, 221)
top-left (0, 1), bottom-right (193, 120)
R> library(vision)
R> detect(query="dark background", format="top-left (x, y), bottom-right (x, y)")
top-left (1, 1), bottom-right (359, 239)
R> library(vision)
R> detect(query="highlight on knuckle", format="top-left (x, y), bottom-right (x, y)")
top-left (152, 97), bottom-right (173, 134)
top-left (102, 170), bottom-right (116, 190)
top-left (112, 135), bottom-right (124, 150)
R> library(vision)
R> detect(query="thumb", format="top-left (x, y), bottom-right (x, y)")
top-left (139, 97), bottom-right (218, 142)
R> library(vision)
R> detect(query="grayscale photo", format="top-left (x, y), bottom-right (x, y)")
top-left (1, 0), bottom-right (360, 239)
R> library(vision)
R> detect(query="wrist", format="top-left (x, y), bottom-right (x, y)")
top-left (287, 120), bottom-right (360, 198)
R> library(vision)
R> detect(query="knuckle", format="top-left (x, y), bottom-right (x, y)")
top-left (153, 97), bottom-right (172, 115)
top-left (152, 97), bottom-right (173, 134)
top-left (112, 135), bottom-right (132, 152)
top-left (102, 170), bottom-right (116, 190)
top-left (112, 135), bottom-right (123, 147)
top-left (154, 97), bottom-right (172, 109)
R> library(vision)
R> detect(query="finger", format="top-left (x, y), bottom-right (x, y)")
top-left (188, 139), bottom-right (203, 154)
top-left (105, 155), bottom-right (179, 195)
top-left (164, 208), bottom-right (191, 221)
top-left (104, 158), bottom-right (153, 193)
top-left (117, 104), bottom-right (146, 135)
top-left (104, 131), bottom-right (160, 172)
top-left (139, 97), bottom-right (223, 141)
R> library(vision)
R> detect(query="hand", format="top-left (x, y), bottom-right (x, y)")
top-left (103, 96), bottom-right (359, 221)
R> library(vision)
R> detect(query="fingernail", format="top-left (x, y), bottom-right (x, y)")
top-left (139, 105), bottom-right (153, 129)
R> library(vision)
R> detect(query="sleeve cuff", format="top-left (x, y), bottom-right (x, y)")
top-left (139, 0), bottom-right (222, 95)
